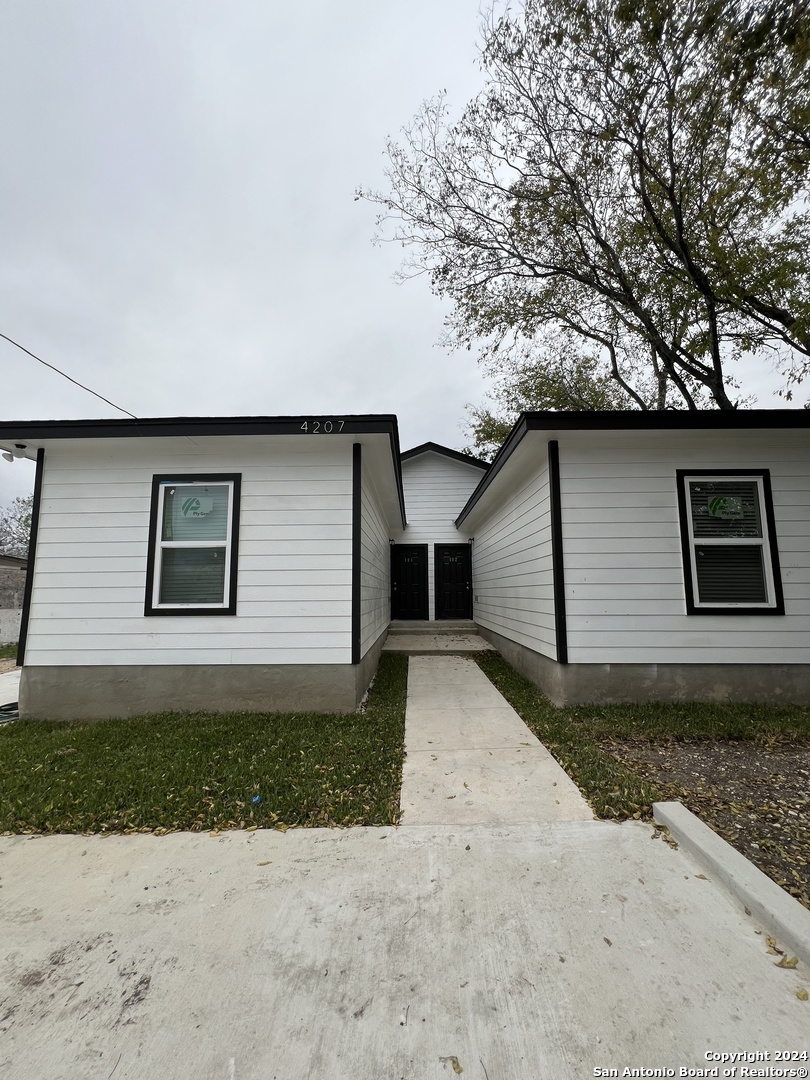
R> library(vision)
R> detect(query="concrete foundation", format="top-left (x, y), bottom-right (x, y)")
top-left (20, 629), bottom-right (388, 721)
top-left (478, 624), bottom-right (810, 705)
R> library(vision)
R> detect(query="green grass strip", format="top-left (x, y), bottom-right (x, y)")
top-left (0, 652), bottom-right (407, 835)
top-left (0, 643), bottom-right (17, 660)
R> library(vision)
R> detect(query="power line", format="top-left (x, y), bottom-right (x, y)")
top-left (0, 331), bottom-right (139, 420)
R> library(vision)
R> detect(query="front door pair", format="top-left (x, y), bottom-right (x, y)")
top-left (391, 544), bottom-right (471, 620)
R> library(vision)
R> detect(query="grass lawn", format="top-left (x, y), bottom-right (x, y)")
top-left (0, 652), bottom-right (407, 835)
top-left (0, 643), bottom-right (17, 660)
top-left (475, 652), bottom-right (810, 908)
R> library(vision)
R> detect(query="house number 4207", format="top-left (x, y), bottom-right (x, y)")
top-left (300, 420), bottom-right (345, 433)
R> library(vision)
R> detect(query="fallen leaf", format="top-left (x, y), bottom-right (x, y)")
top-left (775, 955), bottom-right (799, 969)
top-left (257, 861), bottom-right (271, 866)
top-left (797, 988), bottom-right (808, 1001)
top-left (695, 874), bottom-right (707, 880)
top-left (439, 1057), bottom-right (463, 1074)
top-left (603, 937), bottom-right (612, 947)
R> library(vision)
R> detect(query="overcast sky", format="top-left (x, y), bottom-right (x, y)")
top-left (0, 0), bottom-right (496, 507)
top-left (0, 0), bottom-right (789, 511)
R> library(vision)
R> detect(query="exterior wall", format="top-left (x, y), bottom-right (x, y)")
top-left (393, 452), bottom-right (483, 619)
top-left (24, 436), bottom-right (354, 669)
top-left (472, 456), bottom-right (556, 660)
top-left (561, 431), bottom-right (810, 665)
top-left (0, 564), bottom-right (27, 608)
top-left (359, 459), bottom-right (390, 655)
top-left (0, 608), bottom-right (21, 644)
top-left (0, 564), bottom-right (26, 643)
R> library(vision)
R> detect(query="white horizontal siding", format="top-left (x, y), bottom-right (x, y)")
top-left (359, 462), bottom-right (390, 655)
top-left (393, 451), bottom-right (484, 619)
top-left (473, 460), bottom-right (556, 659)
top-left (561, 432), bottom-right (810, 664)
top-left (25, 436), bottom-right (354, 666)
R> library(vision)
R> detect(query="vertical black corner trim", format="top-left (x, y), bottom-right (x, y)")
top-left (351, 443), bottom-right (362, 665)
top-left (16, 447), bottom-right (45, 667)
top-left (548, 440), bottom-right (568, 665)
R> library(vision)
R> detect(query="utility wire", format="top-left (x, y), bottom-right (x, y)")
top-left (0, 331), bottom-right (139, 420)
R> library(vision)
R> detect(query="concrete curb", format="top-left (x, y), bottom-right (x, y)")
top-left (654, 801), bottom-right (810, 969)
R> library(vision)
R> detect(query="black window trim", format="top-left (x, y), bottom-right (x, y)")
top-left (675, 469), bottom-right (784, 616)
top-left (144, 473), bottom-right (242, 617)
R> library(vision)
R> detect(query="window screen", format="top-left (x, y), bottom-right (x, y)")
top-left (145, 475), bottom-right (241, 615)
top-left (677, 472), bottom-right (783, 615)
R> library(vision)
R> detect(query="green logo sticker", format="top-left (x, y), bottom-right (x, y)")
top-left (181, 496), bottom-right (214, 518)
top-left (708, 496), bottom-right (742, 519)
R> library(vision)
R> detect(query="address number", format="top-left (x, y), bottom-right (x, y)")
top-left (300, 420), bottom-right (345, 433)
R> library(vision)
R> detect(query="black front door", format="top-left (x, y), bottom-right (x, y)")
top-left (435, 544), bottom-right (472, 619)
top-left (391, 545), bottom-right (428, 619)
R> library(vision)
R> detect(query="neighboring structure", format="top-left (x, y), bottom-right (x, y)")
top-left (0, 409), bottom-right (808, 718)
top-left (0, 552), bottom-right (27, 645)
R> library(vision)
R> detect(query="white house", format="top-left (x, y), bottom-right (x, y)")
top-left (1, 409), bottom-right (808, 718)
top-left (458, 412), bottom-right (810, 704)
top-left (0, 415), bottom-right (404, 719)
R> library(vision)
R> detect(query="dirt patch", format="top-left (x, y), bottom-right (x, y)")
top-left (602, 736), bottom-right (810, 910)
top-left (0, 657), bottom-right (17, 675)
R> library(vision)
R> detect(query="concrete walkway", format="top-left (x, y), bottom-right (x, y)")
top-left (400, 656), bottom-right (593, 824)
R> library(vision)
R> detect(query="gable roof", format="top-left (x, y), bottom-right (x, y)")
top-left (401, 441), bottom-right (489, 470)
top-left (455, 408), bottom-right (810, 526)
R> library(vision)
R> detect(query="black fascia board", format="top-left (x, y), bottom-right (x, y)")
top-left (521, 409), bottom-right (810, 432)
top-left (0, 413), bottom-right (400, 440)
top-left (401, 441), bottom-right (490, 470)
top-left (455, 409), bottom-right (810, 527)
top-left (455, 415), bottom-right (530, 527)
top-left (0, 412), bottom-right (407, 531)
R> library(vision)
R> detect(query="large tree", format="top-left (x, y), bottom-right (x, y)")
top-left (0, 495), bottom-right (33, 558)
top-left (362, 0), bottom-right (810, 410)
top-left (463, 327), bottom-right (630, 457)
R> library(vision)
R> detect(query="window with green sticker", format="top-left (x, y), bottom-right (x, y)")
top-left (145, 475), bottom-right (241, 615)
top-left (676, 472), bottom-right (783, 615)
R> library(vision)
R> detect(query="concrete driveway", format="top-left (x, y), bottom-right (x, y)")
top-left (1, 825), bottom-right (808, 1080)
top-left (1, 655), bottom-right (808, 1077)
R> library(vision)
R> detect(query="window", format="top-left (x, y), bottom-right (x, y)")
top-left (676, 471), bottom-right (784, 615)
top-left (145, 474), bottom-right (241, 616)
